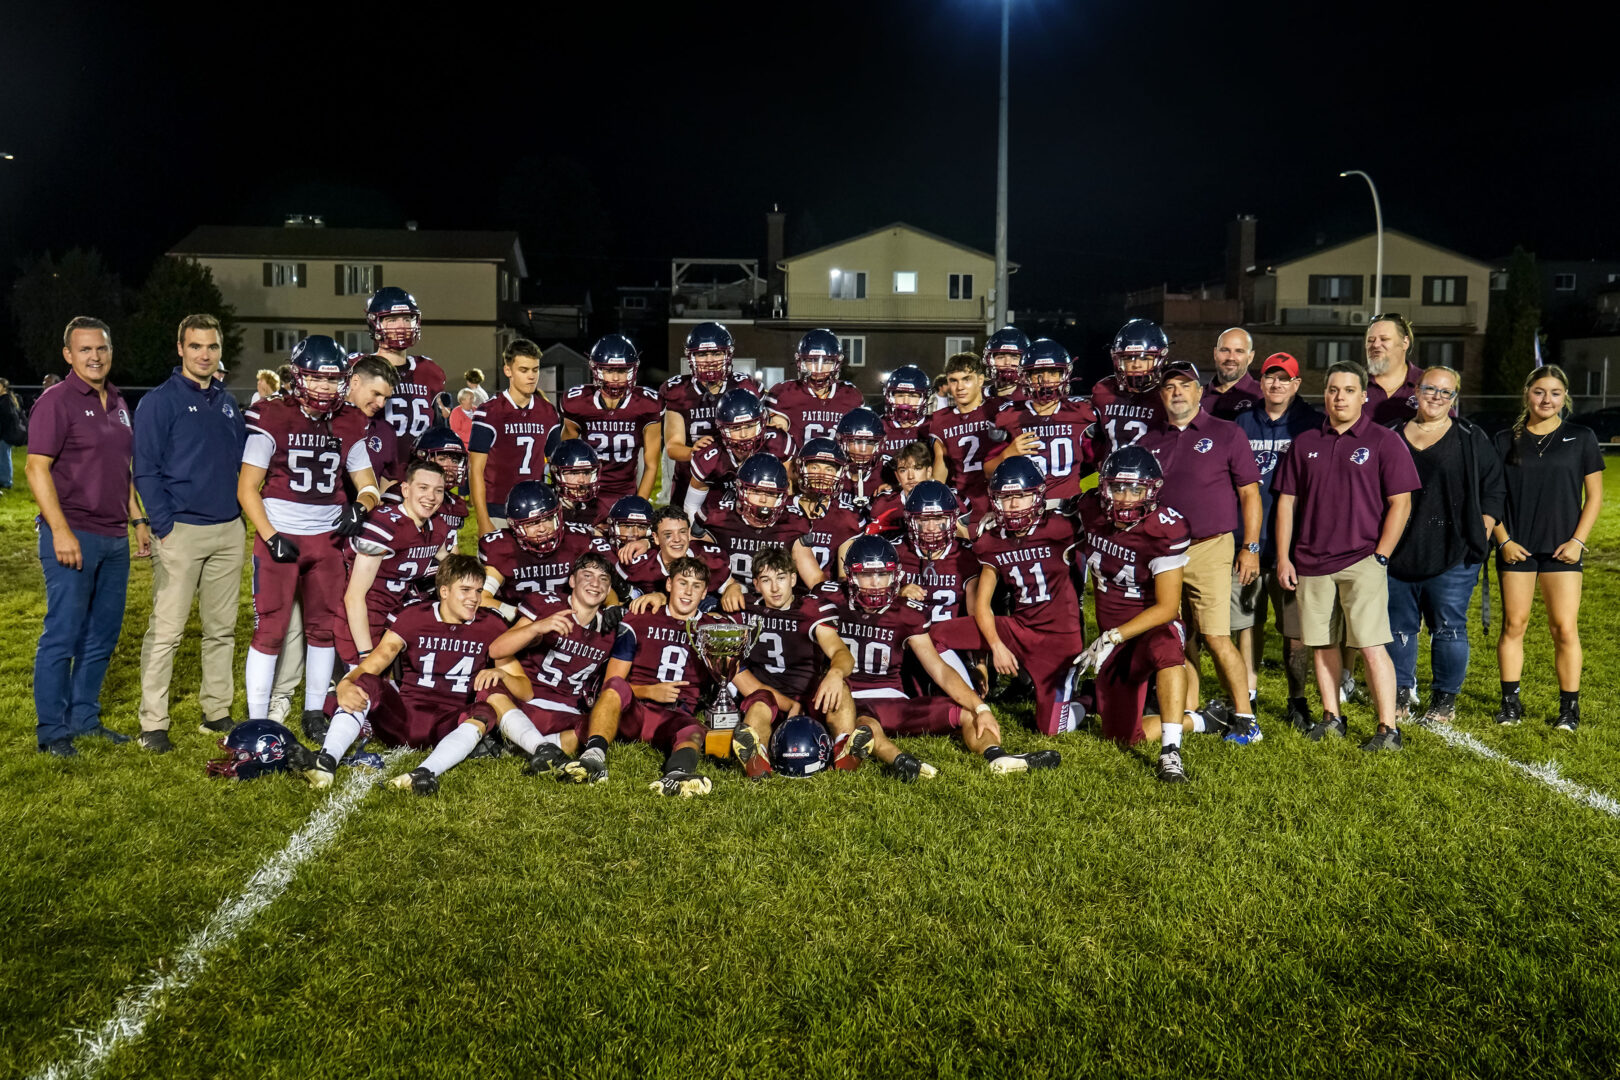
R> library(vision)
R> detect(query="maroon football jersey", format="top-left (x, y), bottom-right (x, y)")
top-left (742, 594), bottom-right (839, 701)
top-left (381, 356), bottom-right (448, 469)
top-left (659, 372), bottom-right (762, 448)
top-left (880, 415), bottom-right (936, 461)
top-left (817, 583), bottom-right (931, 695)
top-left (619, 607), bottom-right (718, 714)
top-left (244, 396), bottom-right (371, 515)
top-left (897, 541), bottom-right (981, 626)
top-left (973, 512), bottom-right (1081, 633)
top-left (702, 500), bottom-right (814, 590)
top-left (923, 400), bottom-right (1002, 505)
top-left (561, 385), bottom-right (662, 501)
top-left (799, 495), bottom-right (866, 574)
top-left (479, 522), bottom-right (614, 604)
top-left (468, 391), bottom-right (560, 508)
top-left (381, 486), bottom-right (467, 534)
top-left (762, 379), bottom-right (865, 447)
top-left (690, 428), bottom-right (796, 490)
top-left (356, 409), bottom-right (402, 487)
top-left (352, 504), bottom-right (451, 608)
top-left (1088, 374), bottom-right (1167, 462)
top-left (514, 595), bottom-right (629, 710)
top-left (991, 398), bottom-right (1097, 502)
top-left (1075, 490), bottom-right (1192, 628)
top-left (617, 539), bottom-right (732, 597)
top-left (562, 492), bottom-right (614, 530)
top-left (385, 600), bottom-right (506, 709)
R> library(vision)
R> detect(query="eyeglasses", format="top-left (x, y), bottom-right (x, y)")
top-left (1417, 386), bottom-right (1458, 400)
top-left (1370, 313), bottom-right (1411, 334)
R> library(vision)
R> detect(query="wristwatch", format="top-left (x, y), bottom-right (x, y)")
top-left (1374, 553), bottom-right (1389, 567)
top-left (1244, 542), bottom-right (1261, 554)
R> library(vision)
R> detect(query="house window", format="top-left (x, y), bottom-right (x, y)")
top-left (263, 261), bottom-right (302, 287)
top-left (338, 330), bottom-right (370, 353)
top-left (949, 273), bottom-right (974, 300)
top-left (840, 336), bottom-right (866, 367)
top-left (1554, 273), bottom-right (1577, 291)
top-left (893, 271), bottom-right (917, 294)
top-left (1420, 340), bottom-right (1461, 367)
top-left (1308, 275), bottom-right (1363, 305)
top-left (945, 336), bottom-right (975, 359)
top-left (1310, 339), bottom-right (1355, 369)
top-left (1490, 271), bottom-right (1509, 291)
top-left (621, 295), bottom-right (647, 311)
top-left (829, 270), bottom-right (867, 300)
top-left (1424, 276), bottom-right (1468, 305)
top-left (335, 264), bottom-right (379, 296)
top-left (267, 329), bottom-right (308, 354)
top-left (1371, 274), bottom-right (1411, 299)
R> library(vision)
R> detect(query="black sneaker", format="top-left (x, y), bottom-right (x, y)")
top-left (139, 730), bottom-right (173, 754)
top-left (1360, 725), bottom-right (1404, 752)
top-left (466, 732), bottom-right (505, 759)
top-left (1494, 695), bottom-right (1523, 727)
top-left (1421, 691), bottom-right (1457, 726)
top-left (304, 751), bottom-right (338, 790)
top-left (648, 771), bottom-right (712, 797)
top-left (81, 725), bottom-right (131, 745)
top-left (1199, 700), bottom-right (1234, 736)
top-left (1285, 698), bottom-right (1313, 734)
top-left (523, 744), bottom-right (569, 776)
top-left (199, 716), bottom-right (234, 735)
top-left (889, 752), bottom-right (938, 783)
top-left (987, 750), bottom-right (1061, 774)
top-left (1306, 713), bottom-right (1347, 741)
top-left (1156, 746), bottom-right (1188, 783)
top-left (301, 710), bottom-right (331, 742)
top-left (559, 747), bottom-right (609, 785)
top-left (387, 766), bottom-right (440, 795)
top-left (1552, 702), bottom-right (1580, 733)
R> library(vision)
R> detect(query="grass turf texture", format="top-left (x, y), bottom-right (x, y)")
top-left (4, 449), bottom-right (1620, 1078)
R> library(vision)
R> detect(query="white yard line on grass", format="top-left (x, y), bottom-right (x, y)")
top-left (30, 755), bottom-right (403, 1080)
top-left (1426, 722), bottom-right (1620, 818)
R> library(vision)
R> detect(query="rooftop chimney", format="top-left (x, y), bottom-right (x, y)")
top-left (766, 204), bottom-right (786, 309)
top-left (1225, 214), bottom-right (1257, 317)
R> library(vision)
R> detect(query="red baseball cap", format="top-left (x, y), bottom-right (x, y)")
top-left (1261, 352), bottom-right (1300, 379)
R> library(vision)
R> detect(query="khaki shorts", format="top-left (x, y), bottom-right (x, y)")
top-left (1230, 567), bottom-right (1303, 639)
top-left (1297, 554), bottom-right (1390, 649)
top-left (1181, 533), bottom-right (1234, 638)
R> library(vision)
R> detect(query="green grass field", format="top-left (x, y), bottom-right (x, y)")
top-left (4, 451), bottom-right (1620, 1078)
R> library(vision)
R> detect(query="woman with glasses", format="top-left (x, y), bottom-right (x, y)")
top-left (1384, 366), bottom-right (1504, 724)
top-left (1491, 365), bottom-right (1604, 732)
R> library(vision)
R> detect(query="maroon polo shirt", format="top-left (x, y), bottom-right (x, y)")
top-left (1200, 371), bottom-right (1263, 421)
top-left (27, 371), bottom-right (135, 537)
top-left (1139, 412), bottom-right (1260, 540)
top-left (1272, 409), bottom-right (1421, 575)
top-left (1366, 362), bottom-right (1424, 425)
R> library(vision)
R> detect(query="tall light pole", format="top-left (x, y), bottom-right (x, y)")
top-left (1339, 169), bottom-right (1383, 316)
top-left (993, 0), bottom-right (1010, 332)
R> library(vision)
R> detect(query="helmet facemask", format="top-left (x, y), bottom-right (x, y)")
top-left (689, 348), bottom-right (732, 386)
top-left (1102, 476), bottom-right (1162, 527)
top-left (719, 416), bottom-right (764, 461)
top-left (907, 511), bottom-right (955, 559)
top-left (555, 465), bottom-right (599, 507)
top-left (850, 567), bottom-right (901, 614)
top-left (513, 510), bottom-right (562, 554)
top-left (369, 311), bottom-right (420, 354)
top-left (737, 480), bottom-right (787, 528)
top-left (992, 486), bottom-right (1044, 534)
top-left (294, 369), bottom-right (345, 416)
top-left (1114, 350), bottom-right (1166, 394)
top-left (797, 353), bottom-right (840, 391)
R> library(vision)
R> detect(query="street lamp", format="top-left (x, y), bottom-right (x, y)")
top-left (1339, 169), bottom-right (1383, 316)
top-left (993, 0), bottom-right (1010, 332)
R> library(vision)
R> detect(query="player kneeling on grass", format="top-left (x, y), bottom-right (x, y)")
top-left (475, 552), bottom-right (628, 774)
top-left (726, 545), bottom-right (896, 778)
top-left (560, 556), bottom-right (721, 797)
top-left (1072, 447), bottom-right (1201, 784)
top-left (825, 536), bottom-right (1059, 777)
top-left (306, 555), bottom-right (529, 794)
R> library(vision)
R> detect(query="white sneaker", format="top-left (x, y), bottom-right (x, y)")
top-left (267, 694), bottom-right (292, 726)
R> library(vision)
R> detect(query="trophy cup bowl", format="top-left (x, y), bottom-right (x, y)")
top-left (686, 616), bottom-right (761, 758)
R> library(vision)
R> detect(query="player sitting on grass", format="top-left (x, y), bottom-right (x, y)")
top-left (306, 555), bottom-right (528, 793)
top-left (559, 556), bottom-right (722, 797)
top-left (824, 536), bottom-right (1060, 777)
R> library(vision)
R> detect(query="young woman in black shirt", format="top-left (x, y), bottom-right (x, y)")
top-left (1490, 365), bottom-right (1605, 731)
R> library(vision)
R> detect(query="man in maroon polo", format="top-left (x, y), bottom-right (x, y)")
top-left (1201, 327), bottom-right (1264, 421)
top-left (1139, 360), bottom-right (1263, 743)
top-left (1363, 313), bottom-right (1425, 424)
top-left (1273, 359), bottom-right (1420, 751)
top-left (26, 316), bottom-right (151, 756)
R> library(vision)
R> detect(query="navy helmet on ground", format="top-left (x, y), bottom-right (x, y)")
top-left (366, 287), bottom-right (421, 352)
top-left (205, 720), bottom-right (312, 781)
top-left (507, 480), bottom-right (562, 554)
top-left (770, 715), bottom-right (834, 778)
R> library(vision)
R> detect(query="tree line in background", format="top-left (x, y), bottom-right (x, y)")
top-left (8, 252), bottom-right (242, 385)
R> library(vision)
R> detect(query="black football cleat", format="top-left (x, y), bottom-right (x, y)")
top-left (1552, 702), bottom-right (1580, 733)
top-left (139, 730), bottom-right (173, 754)
top-left (559, 747), bottom-right (609, 785)
top-left (1285, 698), bottom-right (1314, 734)
top-left (1494, 695), bottom-right (1523, 727)
top-left (888, 752), bottom-right (938, 783)
top-left (388, 766), bottom-right (440, 795)
top-left (523, 744), bottom-right (569, 776)
top-left (988, 750), bottom-right (1060, 774)
top-left (648, 771), bottom-right (712, 798)
top-left (1421, 690), bottom-right (1457, 727)
top-left (301, 709), bottom-right (331, 742)
top-left (304, 751), bottom-right (338, 790)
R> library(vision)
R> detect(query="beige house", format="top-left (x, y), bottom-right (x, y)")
top-left (168, 221), bottom-right (528, 396)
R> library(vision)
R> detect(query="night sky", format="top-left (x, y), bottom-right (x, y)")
top-left (3, 0), bottom-right (1617, 361)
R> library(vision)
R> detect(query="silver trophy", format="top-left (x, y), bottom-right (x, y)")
top-left (686, 616), bottom-right (761, 757)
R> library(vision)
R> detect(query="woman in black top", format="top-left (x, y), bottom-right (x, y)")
top-left (1491, 365), bottom-right (1604, 731)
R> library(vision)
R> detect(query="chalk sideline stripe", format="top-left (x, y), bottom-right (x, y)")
top-left (1426, 722), bottom-right (1620, 819)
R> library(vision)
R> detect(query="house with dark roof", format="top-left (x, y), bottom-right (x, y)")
top-left (168, 219), bottom-right (528, 394)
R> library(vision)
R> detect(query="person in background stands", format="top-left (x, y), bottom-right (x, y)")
top-left (132, 314), bottom-right (248, 753)
top-left (26, 316), bottom-right (149, 756)
top-left (451, 388), bottom-right (477, 449)
top-left (251, 368), bottom-right (280, 405)
top-left (1383, 365), bottom-right (1503, 726)
top-left (0, 376), bottom-right (25, 491)
top-left (463, 367), bottom-right (490, 406)
top-left (1201, 327), bottom-right (1263, 421)
top-left (1492, 365), bottom-right (1604, 732)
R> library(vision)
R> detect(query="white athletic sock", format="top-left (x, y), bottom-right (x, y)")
top-left (304, 646), bottom-right (337, 712)
top-left (1187, 711), bottom-right (1207, 733)
top-left (322, 711), bottom-right (363, 760)
top-left (421, 722), bottom-right (483, 776)
top-left (245, 648), bottom-right (278, 720)
top-left (499, 709), bottom-right (541, 755)
top-left (1161, 721), bottom-right (1183, 749)
top-left (1248, 688), bottom-right (1258, 705)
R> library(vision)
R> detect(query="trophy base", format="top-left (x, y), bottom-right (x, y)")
top-left (705, 728), bottom-right (735, 759)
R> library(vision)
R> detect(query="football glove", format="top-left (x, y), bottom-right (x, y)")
top-left (336, 502), bottom-right (370, 538)
top-left (265, 533), bottom-right (301, 563)
top-left (1074, 629), bottom-right (1123, 679)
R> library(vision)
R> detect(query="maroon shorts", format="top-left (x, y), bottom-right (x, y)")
top-left (929, 614), bottom-right (1085, 735)
top-left (739, 688), bottom-right (829, 728)
top-left (603, 677), bottom-right (706, 753)
top-left (517, 698), bottom-right (588, 739)
top-left (334, 590), bottom-right (398, 667)
top-left (852, 695), bottom-right (961, 737)
top-left (331, 671), bottom-right (471, 749)
top-left (252, 530), bottom-right (347, 651)
top-left (1096, 621), bottom-right (1187, 746)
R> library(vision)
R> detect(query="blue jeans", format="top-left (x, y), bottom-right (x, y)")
top-left (35, 525), bottom-right (130, 744)
top-left (0, 442), bottom-right (12, 488)
top-left (1387, 561), bottom-right (1479, 696)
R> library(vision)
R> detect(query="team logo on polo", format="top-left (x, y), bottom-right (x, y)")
top-left (1350, 447), bottom-right (1371, 465)
top-left (1194, 438), bottom-right (1214, 454)
top-left (1254, 450), bottom-right (1278, 473)
top-left (368, 435), bottom-right (384, 453)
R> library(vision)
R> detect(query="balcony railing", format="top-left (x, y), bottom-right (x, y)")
top-left (1251, 300), bottom-right (1480, 329)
